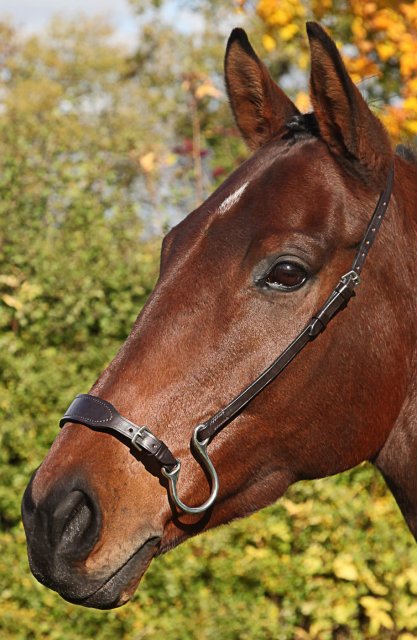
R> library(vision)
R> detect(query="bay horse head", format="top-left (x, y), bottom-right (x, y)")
top-left (22, 23), bottom-right (417, 609)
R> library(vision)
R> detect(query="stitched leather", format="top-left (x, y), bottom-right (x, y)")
top-left (60, 394), bottom-right (178, 470)
top-left (352, 165), bottom-right (394, 275)
top-left (198, 279), bottom-right (357, 441)
top-left (197, 166), bottom-right (394, 442)
top-left (60, 164), bottom-right (394, 481)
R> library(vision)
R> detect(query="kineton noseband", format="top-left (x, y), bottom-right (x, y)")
top-left (61, 165), bottom-right (394, 515)
top-left (60, 395), bottom-right (219, 515)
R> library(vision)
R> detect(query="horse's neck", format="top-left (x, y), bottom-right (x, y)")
top-left (391, 158), bottom-right (417, 313)
top-left (395, 158), bottom-right (417, 377)
top-left (374, 159), bottom-right (417, 538)
top-left (397, 158), bottom-right (417, 258)
top-left (375, 347), bottom-right (417, 538)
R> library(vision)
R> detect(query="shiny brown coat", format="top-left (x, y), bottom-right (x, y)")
top-left (22, 23), bottom-right (417, 609)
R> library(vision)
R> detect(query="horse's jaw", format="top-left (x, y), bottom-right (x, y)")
top-left (24, 530), bottom-right (161, 610)
top-left (70, 536), bottom-right (161, 609)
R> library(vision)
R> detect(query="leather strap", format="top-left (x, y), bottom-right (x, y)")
top-left (352, 165), bottom-right (394, 275)
top-left (197, 272), bottom-right (357, 441)
top-left (60, 394), bottom-right (178, 470)
top-left (60, 164), bottom-right (394, 474)
top-left (197, 166), bottom-right (394, 441)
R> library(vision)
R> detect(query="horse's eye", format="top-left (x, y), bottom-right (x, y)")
top-left (265, 261), bottom-right (307, 290)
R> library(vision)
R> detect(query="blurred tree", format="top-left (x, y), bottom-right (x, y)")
top-left (2, 6), bottom-right (417, 639)
top-left (125, 6), bottom-right (247, 206)
top-left (0, 18), bottom-right (161, 347)
top-left (135, 0), bottom-right (417, 141)
top-left (0, 18), bottom-right (165, 535)
top-left (240, 0), bottom-right (417, 140)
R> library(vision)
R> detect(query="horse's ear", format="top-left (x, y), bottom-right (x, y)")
top-left (225, 28), bottom-right (299, 150)
top-left (307, 22), bottom-right (392, 183)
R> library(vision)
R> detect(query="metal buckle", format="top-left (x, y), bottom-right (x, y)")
top-left (131, 426), bottom-right (154, 452)
top-left (340, 270), bottom-right (361, 287)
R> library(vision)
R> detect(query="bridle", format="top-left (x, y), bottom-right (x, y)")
top-left (61, 164), bottom-right (394, 515)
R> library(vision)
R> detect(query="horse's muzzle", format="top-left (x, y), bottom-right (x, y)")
top-left (21, 471), bottom-right (160, 608)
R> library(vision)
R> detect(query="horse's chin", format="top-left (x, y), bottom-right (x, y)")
top-left (64, 536), bottom-right (161, 610)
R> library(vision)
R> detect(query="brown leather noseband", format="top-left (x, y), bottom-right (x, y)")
top-left (61, 165), bottom-right (394, 514)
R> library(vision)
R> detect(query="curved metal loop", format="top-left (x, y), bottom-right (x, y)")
top-left (161, 424), bottom-right (219, 515)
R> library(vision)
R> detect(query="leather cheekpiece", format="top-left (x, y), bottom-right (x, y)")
top-left (59, 164), bottom-right (395, 513)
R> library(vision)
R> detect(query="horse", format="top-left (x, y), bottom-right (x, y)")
top-left (21, 22), bottom-right (417, 610)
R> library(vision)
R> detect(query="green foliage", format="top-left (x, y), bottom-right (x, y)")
top-left (1, 9), bottom-right (417, 640)
top-left (3, 468), bottom-right (417, 639)
top-left (0, 17), bottom-right (162, 525)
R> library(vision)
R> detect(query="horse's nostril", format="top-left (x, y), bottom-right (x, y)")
top-left (22, 479), bottom-right (102, 589)
top-left (51, 490), bottom-right (99, 557)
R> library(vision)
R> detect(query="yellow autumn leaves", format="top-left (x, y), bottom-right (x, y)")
top-left (240, 0), bottom-right (417, 142)
top-left (349, 1), bottom-right (417, 135)
top-left (257, 0), bottom-right (306, 29)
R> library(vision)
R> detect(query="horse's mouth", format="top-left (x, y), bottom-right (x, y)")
top-left (67, 536), bottom-right (161, 609)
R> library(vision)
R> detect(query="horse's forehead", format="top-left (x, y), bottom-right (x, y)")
top-left (168, 139), bottom-right (345, 261)
top-left (207, 140), bottom-right (341, 221)
top-left (207, 140), bottom-right (343, 230)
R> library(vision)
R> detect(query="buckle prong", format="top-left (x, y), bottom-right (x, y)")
top-left (131, 426), bottom-right (153, 452)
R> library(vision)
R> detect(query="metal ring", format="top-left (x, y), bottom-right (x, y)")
top-left (161, 424), bottom-right (219, 515)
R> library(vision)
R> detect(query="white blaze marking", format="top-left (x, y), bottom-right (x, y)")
top-left (218, 181), bottom-right (249, 215)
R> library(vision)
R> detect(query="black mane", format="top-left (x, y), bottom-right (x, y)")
top-left (285, 113), bottom-right (321, 138)
top-left (286, 115), bottom-right (417, 166)
top-left (396, 143), bottom-right (417, 163)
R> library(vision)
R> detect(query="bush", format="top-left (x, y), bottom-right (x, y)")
top-left (2, 14), bottom-right (417, 640)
